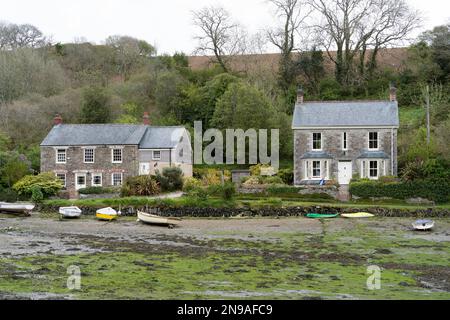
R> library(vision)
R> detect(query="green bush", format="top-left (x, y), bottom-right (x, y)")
top-left (121, 175), bottom-right (161, 197)
top-left (182, 177), bottom-right (202, 192)
top-left (31, 186), bottom-right (44, 204)
top-left (350, 178), bottom-right (449, 203)
top-left (263, 176), bottom-right (284, 185)
top-left (156, 167), bottom-right (184, 192)
top-left (78, 186), bottom-right (119, 195)
top-left (221, 182), bottom-right (236, 200)
top-left (185, 186), bottom-right (209, 201)
top-left (13, 172), bottom-right (63, 197)
top-left (0, 186), bottom-right (27, 202)
top-left (277, 168), bottom-right (294, 185)
top-left (266, 185), bottom-right (300, 194)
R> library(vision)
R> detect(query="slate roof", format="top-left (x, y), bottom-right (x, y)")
top-left (300, 152), bottom-right (334, 159)
top-left (357, 151), bottom-right (389, 159)
top-left (292, 101), bottom-right (399, 128)
top-left (40, 124), bottom-right (186, 149)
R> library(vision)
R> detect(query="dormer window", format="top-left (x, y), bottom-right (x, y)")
top-left (56, 149), bottom-right (67, 164)
top-left (368, 132), bottom-right (379, 150)
top-left (312, 133), bottom-right (322, 151)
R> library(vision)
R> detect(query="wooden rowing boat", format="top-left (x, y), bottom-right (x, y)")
top-left (306, 213), bottom-right (339, 219)
top-left (342, 212), bottom-right (375, 218)
top-left (137, 211), bottom-right (180, 228)
top-left (59, 206), bottom-right (82, 219)
top-left (0, 202), bottom-right (34, 215)
top-left (96, 207), bottom-right (118, 221)
top-left (412, 220), bottom-right (434, 231)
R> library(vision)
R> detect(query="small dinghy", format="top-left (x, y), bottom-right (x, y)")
top-left (306, 213), bottom-right (339, 219)
top-left (412, 220), bottom-right (434, 231)
top-left (59, 207), bottom-right (82, 219)
top-left (137, 211), bottom-right (180, 229)
top-left (96, 207), bottom-right (118, 221)
top-left (342, 212), bottom-right (375, 218)
top-left (0, 202), bottom-right (34, 215)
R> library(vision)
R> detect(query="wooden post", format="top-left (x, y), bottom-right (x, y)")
top-left (426, 85), bottom-right (430, 145)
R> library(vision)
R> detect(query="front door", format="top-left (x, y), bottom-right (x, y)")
top-left (139, 162), bottom-right (150, 175)
top-left (338, 161), bottom-right (352, 185)
top-left (75, 173), bottom-right (87, 190)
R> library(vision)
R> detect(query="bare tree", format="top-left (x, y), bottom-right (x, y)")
top-left (310, 0), bottom-right (420, 85)
top-left (0, 22), bottom-right (49, 50)
top-left (192, 6), bottom-right (247, 72)
top-left (266, 0), bottom-right (312, 91)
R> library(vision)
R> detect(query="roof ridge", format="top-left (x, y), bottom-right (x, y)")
top-left (299, 100), bottom-right (392, 104)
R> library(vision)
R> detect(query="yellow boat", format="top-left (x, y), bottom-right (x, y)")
top-left (96, 207), bottom-right (118, 221)
top-left (342, 212), bottom-right (375, 218)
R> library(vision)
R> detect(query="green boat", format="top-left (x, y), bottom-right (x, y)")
top-left (306, 213), bottom-right (339, 219)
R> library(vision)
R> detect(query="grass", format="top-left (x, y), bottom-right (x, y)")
top-left (1, 218), bottom-right (449, 299)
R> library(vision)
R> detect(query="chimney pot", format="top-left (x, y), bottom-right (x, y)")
top-left (389, 84), bottom-right (397, 102)
top-left (53, 114), bottom-right (63, 126)
top-left (143, 112), bottom-right (150, 125)
top-left (297, 87), bottom-right (304, 104)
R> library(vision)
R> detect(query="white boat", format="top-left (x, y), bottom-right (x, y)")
top-left (0, 202), bottom-right (34, 215)
top-left (137, 211), bottom-right (180, 228)
top-left (59, 206), bottom-right (82, 219)
top-left (96, 207), bottom-right (118, 221)
top-left (412, 220), bottom-right (435, 231)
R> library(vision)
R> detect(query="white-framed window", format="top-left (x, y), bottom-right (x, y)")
top-left (92, 173), bottom-right (102, 187)
top-left (56, 173), bottom-right (66, 188)
top-left (312, 161), bottom-right (321, 178)
top-left (56, 149), bottom-right (67, 164)
top-left (112, 173), bottom-right (123, 186)
top-left (368, 132), bottom-right (379, 150)
top-left (152, 150), bottom-right (161, 160)
top-left (369, 161), bottom-right (378, 179)
top-left (84, 148), bottom-right (95, 163)
top-left (312, 133), bottom-right (322, 151)
top-left (342, 132), bottom-right (348, 151)
top-left (112, 149), bottom-right (123, 163)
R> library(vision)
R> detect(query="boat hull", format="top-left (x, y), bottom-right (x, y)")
top-left (0, 202), bottom-right (34, 214)
top-left (137, 211), bottom-right (179, 227)
top-left (342, 212), bottom-right (375, 218)
top-left (96, 213), bottom-right (118, 221)
top-left (59, 207), bottom-right (82, 219)
top-left (306, 213), bottom-right (339, 219)
top-left (412, 220), bottom-right (434, 231)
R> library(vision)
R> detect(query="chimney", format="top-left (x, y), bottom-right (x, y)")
top-left (297, 87), bottom-right (304, 104)
top-left (389, 84), bottom-right (397, 102)
top-left (53, 114), bottom-right (63, 126)
top-left (143, 112), bottom-right (151, 125)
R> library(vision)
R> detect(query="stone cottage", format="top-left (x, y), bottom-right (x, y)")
top-left (40, 113), bottom-right (192, 195)
top-left (292, 87), bottom-right (399, 186)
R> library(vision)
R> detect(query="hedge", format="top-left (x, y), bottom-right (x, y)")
top-left (350, 178), bottom-right (449, 203)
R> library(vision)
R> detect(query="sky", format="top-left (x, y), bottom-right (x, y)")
top-left (1, 0), bottom-right (449, 54)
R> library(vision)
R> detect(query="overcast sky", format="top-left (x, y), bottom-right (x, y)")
top-left (1, 0), bottom-right (449, 54)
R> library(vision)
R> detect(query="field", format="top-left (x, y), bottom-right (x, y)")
top-left (0, 213), bottom-right (449, 300)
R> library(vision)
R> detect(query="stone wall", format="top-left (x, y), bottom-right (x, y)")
top-left (294, 128), bottom-right (398, 185)
top-left (41, 145), bottom-right (139, 193)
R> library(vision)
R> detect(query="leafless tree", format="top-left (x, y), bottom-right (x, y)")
top-left (266, 0), bottom-right (312, 90)
top-left (192, 6), bottom-right (247, 72)
top-left (310, 0), bottom-right (421, 85)
top-left (0, 22), bottom-right (49, 50)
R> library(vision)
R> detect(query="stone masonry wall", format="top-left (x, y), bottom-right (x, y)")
top-left (294, 128), bottom-right (398, 185)
top-left (41, 145), bottom-right (139, 193)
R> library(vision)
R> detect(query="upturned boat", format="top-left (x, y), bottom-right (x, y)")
top-left (137, 211), bottom-right (180, 228)
top-left (412, 220), bottom-right (434, 231)
top-left (96, 207), bottom-right (118, 221)
top-left (342, 212), bottom-right (375, 218)
top-left (0, 202), bottom-right (34, 215)
top-left (306, 213), bottom-right (339, 219)
top-left (59, 206), bottom-right (82, 219)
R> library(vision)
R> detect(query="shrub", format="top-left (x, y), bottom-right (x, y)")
top-left (13, 172), bottom-right (63, 197)
top-left (263, 176), bottom-right (284, 185)
top-left (78, 186), bottom-right (119, 195)
top-left (0, 186), bottom-right (27, 202)
top-left (156, 167), bottom-right (184, 192)
top-left (350, 178), bottom-right (449, 203)
top-left (249, 164), bottom-right (270, 176)
top-left (31, 186), bottom-right (44, 204)
top-left (277, 168), bottom-right (294, 185)
top-left (185, 186), bottom-right (209, 201)
top-left (242, 176), bottom-right (263, 186)
top-left (182, 177), bottom-right (202, 192)
top-left (121, 175), bottom-right (161, 197)
top-left (266, 185), bottom-right (300, 194)
top-left (221, 182), bottom-right (236, 200)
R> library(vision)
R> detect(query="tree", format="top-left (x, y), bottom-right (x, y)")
top-left (0, 22), bottom-right (49, 50)
top-left (266, 0), bottom-right (312, 91)
top-left (193, 6), bottom-right (246, 72)
top-left (310, 0), bottom-right (420, 85)
top-left (105, 35), bottom-right (156, 80)
top-left (420, 24), bottom-right (450, 83)
top-left (296, 46), bottom-right (325, 94)
top-left (80, 87), bottom-right (111, 123)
